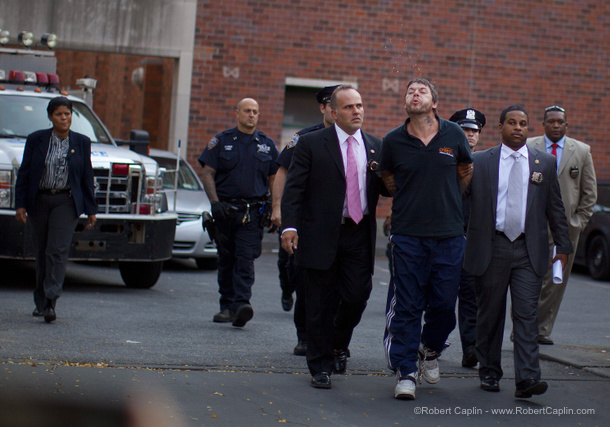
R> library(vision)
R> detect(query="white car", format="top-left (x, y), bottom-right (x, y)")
top-left (149, 148), bottom-right (217, 269)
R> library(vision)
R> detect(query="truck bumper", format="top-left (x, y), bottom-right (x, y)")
top-left (0, 211), bottom-right (177, 262)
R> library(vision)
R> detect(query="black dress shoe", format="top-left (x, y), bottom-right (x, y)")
top-left (32, 309), bottom-right (43, 317)
top-left (281, 294), bottom-right (294, 311)
top-left (213, 309), bottom-right (233, 323)
top-left (293, 340), bottom-right (307, 356)
top-left (43, 307), bottom-right (56, 323)
top-left (333, 349), bottom-right (348, 374)
top-left (462, 347), bottom-right (478, 368)
top-left (311, 372), bottom-right (331, 389)
top-left (480, 377), bottom-right (500, 392)
top-left (537, 335), bottom-right (554, 345)
top-left (515, 379), bottom-right (548, 398)
top-left (232, 304), bottom-right (254, 327)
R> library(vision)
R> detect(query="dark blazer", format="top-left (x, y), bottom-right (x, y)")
top-left (15, 128), bottom-right (97, 216)
top-left (463, 145), bottom-right (572, 277)
top-left (281, 125), bottom-right (385, 271)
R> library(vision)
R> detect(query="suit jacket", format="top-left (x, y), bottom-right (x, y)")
top-left (281, 125), bottom-right (384, 271)
top-left (15, 128), bottom-right (97, 216)
top-left (463, 145), bottom-right (572, 277)
top-left (527, 136), bottom-right (597, 239)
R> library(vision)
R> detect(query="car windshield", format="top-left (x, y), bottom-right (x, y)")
top-left (0, 94), bottom-right (113, 144)
top-left (153, 156), bottom-right (203, 191)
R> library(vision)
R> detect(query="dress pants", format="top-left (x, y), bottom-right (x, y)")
top-left (457, 268), bottom-right (477, 353)
top-left (215, 209), bottom-right (263, 312)
top-left (304, 216), bottom-right (372, 376)
top-left (278, 235), bottom-right (306, 341)
top-left (537, 228), bottom-right (579, 337)
top-left (474, 234), bottom-right (542, 384)
top-left (29, 192), bottom-right (79, 311)
top-left (384, 235), bottom-right (464, 377)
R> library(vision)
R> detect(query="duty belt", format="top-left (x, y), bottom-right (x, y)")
top-left (222, 198), bottom-right (266, 211)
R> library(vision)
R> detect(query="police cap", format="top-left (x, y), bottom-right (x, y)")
top-left (316, 85), bottom-right (340, 104)
top-left (449, 108), bottom-right (486, 131)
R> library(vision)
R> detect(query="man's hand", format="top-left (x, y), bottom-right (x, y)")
top-left (211, 201), bottom-right (230, 222)
top-left (553, 253), bottom-right (569, 271)
top-left (15, 208), bottom-right (27, 224)
top-left (271, 205), bottom-right (281, 227)
top-left (381, 171), bottom-right (397, 196)
top-left (86, 214), bottom-right (97, 230)
top-left (281, 230), bottom-right (298, 255)
top-left (457, 162), bottom-right (474, 193)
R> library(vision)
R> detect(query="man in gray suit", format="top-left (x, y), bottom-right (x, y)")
top-left (464, 105), bottom-right (572, 398)
top-left (527, 105), bottom-right (597, 345)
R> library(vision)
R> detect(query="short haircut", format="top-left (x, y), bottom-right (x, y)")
top-left (405, 77), bottom-right (439, 105)
top-left (499, 104), bottom-right (529, 125)
top-left (543, 105), bottom-right (567, 122)
top-left (329, 84), bottom-right (359, 111)
top-left (47, 96), bottom-right (73, 116)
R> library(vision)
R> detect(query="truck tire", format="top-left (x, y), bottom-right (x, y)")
top-left (196, 257), bottom-right (218, 270)
top-left (586, 235), bottom-right (610, 281)
top-left (119, 261), bottom-right (164, 288)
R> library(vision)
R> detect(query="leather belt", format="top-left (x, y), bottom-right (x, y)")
top-left (495, 230), bottom-right (525, 241)
top-left (40, 189), bottom-right (71, 195)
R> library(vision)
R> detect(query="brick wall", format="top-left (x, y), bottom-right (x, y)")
top-left (188, 0), bottom-right (608, 203)
top-left (55, 51), bottom-right (173, 149)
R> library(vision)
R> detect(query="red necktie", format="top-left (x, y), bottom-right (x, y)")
top-left (346, 136), bottom-right (363, 224)
top-left (551, 143), bottom-right (558, 157)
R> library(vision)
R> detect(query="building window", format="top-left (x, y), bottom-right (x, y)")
top-left (281, 77), bottom-right (356, 149)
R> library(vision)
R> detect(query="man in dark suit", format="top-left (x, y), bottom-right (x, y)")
top-left (281, 85), bottom-right (385, 389)
top-left (464, 104), bottom-right (572, 398)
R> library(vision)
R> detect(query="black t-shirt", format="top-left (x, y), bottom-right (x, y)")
top-left (380, 117), bottom-right (473, 238)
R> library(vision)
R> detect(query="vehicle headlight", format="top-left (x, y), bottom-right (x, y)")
top-left (0, 170), bottom-right (12, 208)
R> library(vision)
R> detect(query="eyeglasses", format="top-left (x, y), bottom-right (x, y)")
top-left (545, 105), bottom-right (565, 112)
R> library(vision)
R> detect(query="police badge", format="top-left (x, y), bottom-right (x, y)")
top-left (208, 137), bottom-right (218, 150)
top-left (367, 159), bottom-right (379, 172)
top-left (570, 166), bottom-right (579, 179)
top-left (531, 171), bottom-right (543, 184)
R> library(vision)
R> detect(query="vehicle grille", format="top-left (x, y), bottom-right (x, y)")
top-left (176, 212), bottom-right (201, 225)
top-left (94, 167), bottom-right (141, 214)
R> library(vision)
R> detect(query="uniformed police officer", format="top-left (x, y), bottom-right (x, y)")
top-left (271, 85), bottom-right (338, 355)
top-left (449, 107), bottom-right (486, 367)
top-left (199, 98), bottom-right (279, 328)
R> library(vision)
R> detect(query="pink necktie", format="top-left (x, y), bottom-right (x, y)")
top-left (346, 136), bottom-right (363, 224)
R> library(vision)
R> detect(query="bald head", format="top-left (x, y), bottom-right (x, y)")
top-left (235, 98), bottom-right (260, 134)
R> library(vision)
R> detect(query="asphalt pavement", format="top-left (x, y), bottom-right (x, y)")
top-left (0, 226), bottom-right (608, 426)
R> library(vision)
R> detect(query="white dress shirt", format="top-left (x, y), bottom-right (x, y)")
top-left (496, 144), bottom-right (529, 233)
top-left (334, 124), bottom-right (369, 216)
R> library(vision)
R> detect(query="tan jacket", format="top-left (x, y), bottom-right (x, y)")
top-left (527, 135), bottom-right (597, 235)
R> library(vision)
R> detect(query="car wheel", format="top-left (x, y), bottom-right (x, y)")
top-left (196, 257), bottom-right (218, 270)
top-left (586, 235), bottom-right (610, 281)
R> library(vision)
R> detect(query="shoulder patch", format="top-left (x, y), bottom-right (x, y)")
top-left (207, 137), bottom-right (218, 150)
top-left (287, 134), bottom-right (299, 149)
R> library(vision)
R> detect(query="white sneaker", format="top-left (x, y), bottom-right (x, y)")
top-left (419, 343), bottom-right (440, 384)
top-left (394, 371), bottom-right (417, 400)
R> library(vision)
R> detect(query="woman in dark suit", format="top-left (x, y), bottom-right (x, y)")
top-left (15, 96), bottom-right (97, 323)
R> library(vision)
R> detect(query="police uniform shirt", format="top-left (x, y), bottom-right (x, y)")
top-left (380, 117), bottom-right (473, 238)
top-left (277, 123), bottom-right (325, 169)
top-left (198, 127), bottom-right (279, 200)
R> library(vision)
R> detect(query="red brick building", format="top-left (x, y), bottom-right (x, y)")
top-left (54, 0), bottom-right (608, 213)
top-left (188, 0), bottom-right (608, 185)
